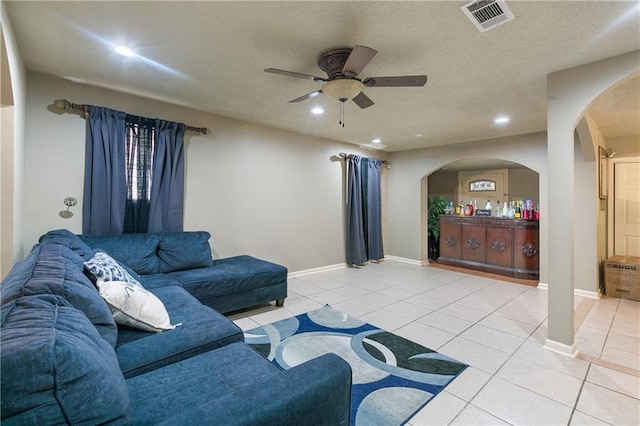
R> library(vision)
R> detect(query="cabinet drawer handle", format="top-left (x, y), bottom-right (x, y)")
top-left (467, 238), bottom-right (480, 249)
top-left (521, 242), bottom-right (538, 258)
top-left (491, 240), bottom-right (507, 252)
top-left (445, 235), bottom-right (457, 247)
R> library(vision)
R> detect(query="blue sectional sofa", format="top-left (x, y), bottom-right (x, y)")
top-left (1, 230), bottom-right (352, 424)
top-left (51, 229), bottom-right (288, 314)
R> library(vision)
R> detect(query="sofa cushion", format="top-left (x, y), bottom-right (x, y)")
top-left (143, 350), bottom-right (352, 426)
top-left (0, 243), bottom-right (40, 306)
top-left (158, 231), bottom-right (214, 273)
top-left (39, 228), bottom-right (92, 255)
top-left (97, 280), bottom-right (178, 333)
top-left (84, 250), bottom-right (143, 287)
top-left (0, 294), bottom-right (129, 424)
top-left (136, 273), bottom-right (183, 290)
top-left (79, 233), bottom-right (160, 275)
top-left (168, 255), bottom-right (287, 300)
top-left (1, 244), bottom-right (118, 348)
top-left (114, 286), bottom-right (243, 378)
top-left (126, 342), bottom-right (281, 424)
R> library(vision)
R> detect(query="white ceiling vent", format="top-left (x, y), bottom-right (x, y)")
top-left (461, 0), bottom-right (515, 33)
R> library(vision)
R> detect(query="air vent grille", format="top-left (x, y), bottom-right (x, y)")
top-left (461, 0), bottom-right (515, 33)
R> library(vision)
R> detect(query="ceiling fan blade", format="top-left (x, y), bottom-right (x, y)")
top-left (363, 75), bottom-right (428, 87)
top-left (289, 90), bottom-right (323, 103)
top-left (352, 91), bottom-right (374, 109)
top-left (265, 68), bottom-right (327, 82)
top-left (342, 45), bottom-right (377, 77)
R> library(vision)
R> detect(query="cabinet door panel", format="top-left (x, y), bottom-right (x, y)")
top-left (486, 226), bottom-right (513, 268)
top-left (440, 222), bottom-right (462, 259)
top-left (462, 224), bottom-right (486, 263)
top-left (514, 228), bottom-right (539, 271)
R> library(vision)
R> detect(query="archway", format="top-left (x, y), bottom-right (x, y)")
top-left (419, 156), bottom-right (543, 265)
top-left (545, 52), bottom-right (639, 357)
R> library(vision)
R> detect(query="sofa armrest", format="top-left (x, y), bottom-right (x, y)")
top-left (158, 353), bottom-right (352, 426)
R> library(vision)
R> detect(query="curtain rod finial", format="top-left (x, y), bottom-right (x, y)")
top-left (53, 99), bottom-right (70, 109)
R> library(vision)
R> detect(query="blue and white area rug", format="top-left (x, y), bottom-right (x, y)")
top-left (244, 305), bottom-right (467, 425)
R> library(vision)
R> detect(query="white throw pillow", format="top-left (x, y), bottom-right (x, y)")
top-left (96, 279), bottom-right (180, 333)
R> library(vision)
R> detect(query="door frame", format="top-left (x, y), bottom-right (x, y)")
top-left (607, 156), bottom-right (640, 257)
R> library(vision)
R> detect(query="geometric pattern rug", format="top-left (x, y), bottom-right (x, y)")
top-left (244, 305), bottom-right (468, 425)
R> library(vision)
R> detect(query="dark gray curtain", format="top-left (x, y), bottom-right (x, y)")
top-left (83, 106), bottom-right (127, 235)
top-left (345, 156), bottom-right (384, 265)
top-left (147, 119), bottom-right (185, 233)
top-left (364, 158), bottom-right (384, 261)
top-left (346, 156), bottom-right (367, 265)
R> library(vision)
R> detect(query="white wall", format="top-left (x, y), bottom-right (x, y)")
top-left (387, 132), bottom-right (548, 278)
top-left (607, 135), bottom-right (640, 158)
top-left (23, 72), bottom-right (388, 273)
top-left (573, 135), bottom-right (599, 293)
top-left (1, 5), bottom-right (27, 278)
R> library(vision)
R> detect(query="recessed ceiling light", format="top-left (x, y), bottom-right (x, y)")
top-left (414, 134), bottom-right (423, 137)
top-left (371, 138), bottom-right (382, 144)
top-left (311, 107), bottom-right (324, 115)
top-left (114, 46), bottom-right (135, 57)
top-left (494, 116), bottom-right (510, 124)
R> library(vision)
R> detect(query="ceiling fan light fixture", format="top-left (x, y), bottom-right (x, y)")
top-left (322, 79), bottom-right (364, 101)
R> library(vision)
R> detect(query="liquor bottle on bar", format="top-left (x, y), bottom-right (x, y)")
top-left (514, 201), bottom-right (521, 218)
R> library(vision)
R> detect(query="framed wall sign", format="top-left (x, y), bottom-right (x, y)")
top-left (598, 146), bottom-right (608, 199)
top-left (469, 180), bottom-right (496, 192)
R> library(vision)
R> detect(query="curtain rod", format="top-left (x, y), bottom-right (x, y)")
top-left (53, 99), bottom-right (209, 135)
top-left (338, 152), bottom-right (390, 168)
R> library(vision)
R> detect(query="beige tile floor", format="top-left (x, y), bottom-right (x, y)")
top-left (229, 260), bottom-right (640, 426)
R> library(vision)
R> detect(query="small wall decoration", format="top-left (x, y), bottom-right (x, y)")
top-left (469, 180), bottom-right (496, 192)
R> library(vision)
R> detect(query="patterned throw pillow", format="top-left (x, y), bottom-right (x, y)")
top-left (84, 251), bottom-right (142, 288)
top-left (96, 280), bottom-right (180, 333)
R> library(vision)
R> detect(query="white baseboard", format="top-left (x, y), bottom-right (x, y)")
top-left (537, 282), bottom-right (601, 299)
top-left (574, 289), bottom-right (601, 299)
top-left (544, 338), bottom-right (580, 358)
top-left (288, 263), bottom-right (346, 279)
top-left (384, 255), bottom-right (428, 266)
top-left (288, 256), bottom-right (428, 278)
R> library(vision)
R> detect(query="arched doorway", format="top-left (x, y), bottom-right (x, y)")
top-left (425, 158), bottom-right (540, 271)
top-left (545, 53), bottom-right (639, 357)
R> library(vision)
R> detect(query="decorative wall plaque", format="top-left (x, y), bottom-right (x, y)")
top-left (445, 235), bottom-right (457, 247)
top-left (467, 238), bottom-right (480, 249)
top-left (491, 240), bottom-right (506, 252)
top-left (469, 180), bottom-right (496, 192)
top-left (521, 242), bottom-right (537, 258)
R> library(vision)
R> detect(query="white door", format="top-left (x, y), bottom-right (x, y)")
top-left (614, 162), bottom-right (640, 256)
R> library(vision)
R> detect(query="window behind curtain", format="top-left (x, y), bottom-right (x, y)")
top-left (123, 115), bottom-right (155, 233)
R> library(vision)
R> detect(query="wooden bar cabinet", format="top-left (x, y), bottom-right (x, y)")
top-left (438, 215), bottom-right (539, 280)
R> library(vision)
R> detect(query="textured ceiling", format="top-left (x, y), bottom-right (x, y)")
top-left (5, 1), bottom-right (640, 152)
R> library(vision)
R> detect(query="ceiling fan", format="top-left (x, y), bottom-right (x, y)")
top-left (264, 45), bottom-right (427, 109)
